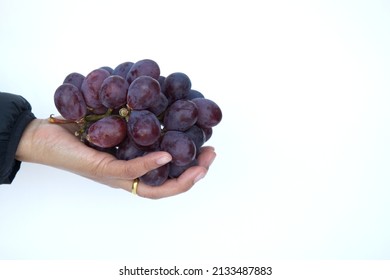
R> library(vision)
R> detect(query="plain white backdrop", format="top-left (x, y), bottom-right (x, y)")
top-left (1, 0), bottom-right (390, 260)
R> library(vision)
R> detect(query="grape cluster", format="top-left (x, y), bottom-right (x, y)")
top-left (51, 59), bottom-right (222, 186)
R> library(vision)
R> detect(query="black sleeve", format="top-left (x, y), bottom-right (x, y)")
top-left (0, 92), bottom-right (36, 184)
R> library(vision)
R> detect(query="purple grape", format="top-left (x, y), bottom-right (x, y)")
top-left (86, 116), bottom-right (127, 148)
top-left (134, 139), bottom-right (161, 152)
top-left (100, 66), bottom-right (114, 74)
top-left (169, 159), bottom-right (197, 179)
top-left (163, 100), bottom-right (198, 131)
top-left (116, 137), bottom-right (144, 160)
top-left (184, 125), bottom-right (205, 152)
top-left (113, 61), bottom-right (134, 79)
top-left (148, 92), bottom-right (168, 117)
top-left (126, 59), bottom-right (160, 84)
top-left (81, 68), bottom-right (110, 109)
top-left (187, 89), bottom-right (204, 100)
top-left (191, 98), bottom-right (222, 128)
top-left (89, 105), bottom-right (109, 115)
top-left (54, 83), bottom-right (87, 121)
top-left (157, 75), bottom-right (165, 88)
top-left (160, 131), bottom-right (196, 166)
top-left (162, 72), bottom-right (192, 103)
top-left (127, 76), bottom-right (161, 110)
top-left (140, 162), bottom-right (169, 186)
top-left (63, 72), bottom-right (85, 90)
top-left (127, 110), bottom-right (161, 146)
top-left (85, 140), bottom-right (117, 156)
top-left (99, 75), bottom-right (129, 109)
top-left (202, 126), bottom-right (213, 142)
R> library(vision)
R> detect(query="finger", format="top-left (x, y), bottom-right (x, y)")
top-left (99, 151), bottom-right (172, 180)
top-left (136, 165), bottom-right (208, 199)
top-left (137, 147), bottom-right (216, 199)
top-left (102, 147), bottom-right (216, 197)
top-left (197, 146), bottom-right (216, 169)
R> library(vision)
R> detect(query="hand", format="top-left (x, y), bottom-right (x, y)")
top-left (15, 118), bottom-right (216, 199)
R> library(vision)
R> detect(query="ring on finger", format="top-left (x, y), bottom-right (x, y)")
top-left (131, 178), bottom-right (139, 195)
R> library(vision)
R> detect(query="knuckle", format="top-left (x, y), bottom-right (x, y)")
top-left (123, 164), bottom-right (139, 179)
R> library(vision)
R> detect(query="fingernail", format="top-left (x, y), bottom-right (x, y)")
top-left (156, 155), bottom-right (172, 165)
top-left (193, 172), bottom-right (206, 184)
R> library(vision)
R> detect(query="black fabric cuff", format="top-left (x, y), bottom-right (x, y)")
top-left (0, 92), bottom-right (36, 184)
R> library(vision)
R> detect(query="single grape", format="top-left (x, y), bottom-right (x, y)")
top-left (163, 100), bottom-right (198, 131)
top-left (184, 125), bottom-right (205, 152)
top-left (99, 75), bottom-right (129, 109)
top-left (113, 61), bottom-right (134, 79)
top-left (63, 72), bottom-right (85, 90)
top-left (126, 59), bottom-right (160, 84)
top-left (160, 131), bottom-right (196, 166)
top-left (148, 92), bottom-right (168, 117)
top-left (191, 98), bottom-right (222, 128)
top-left (85, 140), bottom-right (117, 156)
top-left (127, 76), bottom-right (161, 110)
top-left (116, 137), bottom-right (144, 160)
top-left (100, 66), bottom-right (114, 74)
top-left (54, 83), bottom-right (87, 121)
top-left (89, 104), bottom-right (109, 115)
top-left (162, 72), bottom-right (192, 103)
top-left (86, 116), bottom-right (127, 148)
top-left (187, 89), bottom-right (204, 100)
top-left (127, 110), bottom-right (161, 146)
top-left (157, 75), bottom-right (165, 89)
top-left (134, 139), bottom-right (161, 152)
top-left (202, 126), bottom-right (213, 142)
top-left (140, 161), bottom-right (170, 186)
top-left (81, 68), bottom-right (110, 109)
top-left (169, 159), bottom-right (197, 179)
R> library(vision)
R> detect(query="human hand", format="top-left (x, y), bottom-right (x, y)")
top-left (15, 119), bottom-right (216, 199)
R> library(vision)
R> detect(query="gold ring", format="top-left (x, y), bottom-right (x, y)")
top-left (131, 178), bottom-right (139, 195)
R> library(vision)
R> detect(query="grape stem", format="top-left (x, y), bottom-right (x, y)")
top-left (84, 108), bottom-right (113, 122)
top-left (48, 114), bottom-right (82, 124)
top-left (49, 108), bottom-right (113, 125)
top-left (49, 109), bottom-right (113, 142)
top-left (119, 107), bottom-right (129, 118)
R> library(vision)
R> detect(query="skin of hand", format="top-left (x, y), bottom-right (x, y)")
top-left (15, 118), bottom-right (216, 199)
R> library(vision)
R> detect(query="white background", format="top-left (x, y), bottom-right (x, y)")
top-left (1, 0), bottom-right (390, 260)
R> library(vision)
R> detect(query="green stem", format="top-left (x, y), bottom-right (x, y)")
top-left (84, 108), bottom-right (113, 122)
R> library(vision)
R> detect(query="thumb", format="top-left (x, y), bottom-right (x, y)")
top-left (102, 151), bottom-right (172, 180)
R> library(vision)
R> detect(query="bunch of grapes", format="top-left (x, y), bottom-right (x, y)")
top-left (50, 59), bottom-right (222, 186)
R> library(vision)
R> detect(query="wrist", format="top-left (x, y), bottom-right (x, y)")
top-left (15, 119), bottom-right (43, 162)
